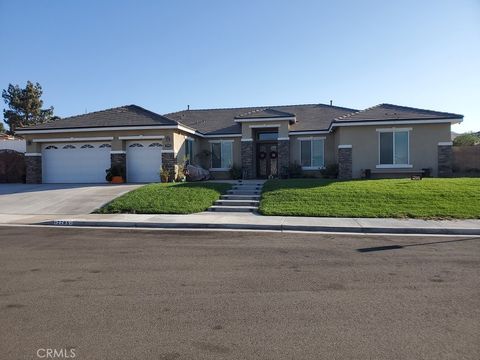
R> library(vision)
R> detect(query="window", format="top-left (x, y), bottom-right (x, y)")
top-left (299, 138), bottom-right (324, 168)
top-left (129, 143), bottom-right (144, 148)
top-left (210, 141), bottom-right (233, 169)
top-left (99, 143), bottom-right (111, 148)
top-left (378, 129), bottom-right (410, 167)
top-left (148, 142), bottom-right (162, 147)
top-left (81, 144), bottom-right (94, 148)
top-left (185, 139), bottom-right (194, 163)
top-left (45, 145), bottom-right (58, 150)
top-left (62, 144), bottom-right (76, 149)
top-left (257, 132), bottom-right (278, 141)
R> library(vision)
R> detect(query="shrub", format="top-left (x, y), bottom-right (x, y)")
top-left (453, 133), bottom-right (480, 146)
top-left (229, 165), bottom-right (242, 180)
top-left (287, 162), bottom-right (303, 178)
top-left (105, 164), bottom-right (125, 182)
top-left (320, 163), bottom-right (339, 179)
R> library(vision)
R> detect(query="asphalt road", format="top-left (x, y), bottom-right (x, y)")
top-left (0, 226), bottom-right (479, 360)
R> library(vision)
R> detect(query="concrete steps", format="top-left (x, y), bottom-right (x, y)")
top-left (208, 180), bottom-right (265, 213)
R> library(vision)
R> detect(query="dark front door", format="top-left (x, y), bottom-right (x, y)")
top-left (256, 142), bottom-right (278, 179)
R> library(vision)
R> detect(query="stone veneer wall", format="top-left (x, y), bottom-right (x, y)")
top-left (162, 152), bottom-right (177, 181)
top-left (338, 146), bottom-right (352, 180)
top-left (278, 139), bottom-right (290, 178)
top-left (438, 144), bottom-right (453, 177)
top-left (241, 141), bottom-right (254, 179)
top-left (111, 153), bottom-right (126, 177)
top-left (25, 155), bottom-right (42, 184)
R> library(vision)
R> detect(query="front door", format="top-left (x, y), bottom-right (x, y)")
top-left (256, 142), bottom-right (278, 179)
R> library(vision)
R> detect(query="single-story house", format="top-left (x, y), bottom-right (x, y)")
top-left (16, 103), bottom-right (463, 183)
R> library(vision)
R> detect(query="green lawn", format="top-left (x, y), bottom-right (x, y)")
top-left (259, 178), bottom-right (480, 219)
top-left (96, 182), bottom-right (231, 214)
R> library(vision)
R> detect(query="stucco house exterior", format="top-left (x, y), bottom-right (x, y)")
top-left (16, 103), bottom-right (463, 184)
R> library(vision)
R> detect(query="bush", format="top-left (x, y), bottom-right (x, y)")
top-left (229, 165), bottom-right (242, 180)
top-left (320, 164), bottom-right (339, 179)
top-left (453, 133), bottom-right (480, 146)
top-left (287, 162), bottom-right (303, 178)
top-left (105, 164), bottom-right (125, 182)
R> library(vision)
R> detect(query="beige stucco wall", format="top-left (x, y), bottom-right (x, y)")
top-left (334, 123), bottom-right (451, 178)
top-left (240, 120), bottom-right (289, 139)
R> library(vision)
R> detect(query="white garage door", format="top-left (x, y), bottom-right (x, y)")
top-left (126, 141), bottom-right (163, 183)
top-left (42, 142), bottom-right (111, 183)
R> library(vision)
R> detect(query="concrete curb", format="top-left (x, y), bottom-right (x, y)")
top-left (38, 220), bottom-right (480, 236)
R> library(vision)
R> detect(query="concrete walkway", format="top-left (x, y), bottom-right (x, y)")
top-left (1, 211), bottom-right (479, 235)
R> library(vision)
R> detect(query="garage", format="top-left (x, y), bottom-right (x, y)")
top-left (42, 142), bottom-right (111, 183)
top-left (126, 141), bottom-right (163, 183)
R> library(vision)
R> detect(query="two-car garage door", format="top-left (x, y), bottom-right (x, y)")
top-left (42, 141), bottom-right (163, 183)
top-left (42, 142), bottom-right (112, 183)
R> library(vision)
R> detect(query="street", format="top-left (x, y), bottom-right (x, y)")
top-left (0, 226), bottom-right (479, 360)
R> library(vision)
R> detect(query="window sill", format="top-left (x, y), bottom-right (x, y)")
top-left (209, 168), bottom-right (232, 172)
top-left (376, 164), bottom-right (413, 169)
top-left (302, 166), bottom-right (325, 171)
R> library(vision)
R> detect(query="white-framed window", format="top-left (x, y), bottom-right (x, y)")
top-left (210, 140), bottom-right (233, 170)
top-left (299, 137), bottom-right (324, 169)
top-left (377, 128), bottom-right (411, 168)
top-left (185, 138), bottom-right (194, 163)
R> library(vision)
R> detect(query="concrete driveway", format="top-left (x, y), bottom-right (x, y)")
top-left (0, 184), bottom-right (141, 215)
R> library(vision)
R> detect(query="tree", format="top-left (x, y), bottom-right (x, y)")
top-left (453, 132), bottom-right (480, 146)
top-left (0, 122), bottom-right (5, 133)
top-left (2, 81), bottom-right (55, 134)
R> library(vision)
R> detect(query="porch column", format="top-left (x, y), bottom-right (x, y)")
top-left (241, 139), bottom-right (254, 179)
top-left (25, 154), bottom-right (42, 184)
top-left (338, 145), bottom-right (352, 180)
top-left (437, 142), bottom-right (453, 177)
top-left (278, 138), bottom-right (290, 178)
top-left (162, 151), bottom-right (177, 181)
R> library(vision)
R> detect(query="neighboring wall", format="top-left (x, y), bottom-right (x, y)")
top-left (334, 123), bottom-right (451, 178)
top-left (452, 146), bottom-right (480, 172)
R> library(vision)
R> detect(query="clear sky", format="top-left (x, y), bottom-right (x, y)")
top-left (1, 0), bottom-right (479, 132)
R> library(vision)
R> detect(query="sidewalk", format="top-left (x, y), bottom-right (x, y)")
top-left (1, 212), bottom-right (479, 235)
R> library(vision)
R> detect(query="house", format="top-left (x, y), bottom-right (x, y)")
top-left (16, 103), bottom-right (463, 184)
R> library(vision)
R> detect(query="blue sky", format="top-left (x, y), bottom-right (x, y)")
top-left (1, 0), bottom-right (479, 132)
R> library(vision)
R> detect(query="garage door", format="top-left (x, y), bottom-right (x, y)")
top-left (126, 141), bottom-right (162, 183)
top-left (42, 142), bottom-right (111, 183)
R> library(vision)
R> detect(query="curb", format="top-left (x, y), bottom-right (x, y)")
top-left (38, 220), bottom-right (480, 236)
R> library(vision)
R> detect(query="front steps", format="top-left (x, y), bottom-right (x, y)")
top-left (208, 180), bottom-right (265, 213)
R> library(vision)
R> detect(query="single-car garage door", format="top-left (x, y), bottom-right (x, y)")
top-left (126, 141), bottom-right (162, 183)
top-left (42, 142), bottom-right (111, 183)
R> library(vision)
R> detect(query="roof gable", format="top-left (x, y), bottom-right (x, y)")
top-left (235, 108), bottom-right (295, 119)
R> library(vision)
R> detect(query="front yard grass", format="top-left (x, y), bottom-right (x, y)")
top-left (96, 182), bottom-right (231, 214)
top-left (259, 178), bottom-right (480, 219)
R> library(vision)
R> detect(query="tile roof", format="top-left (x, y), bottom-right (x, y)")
top-left (235, 108), bottom-right (295, 119)
top-left (20, 105), bottom-right (178, 130)
top-left (165, 104), bottom-right (357, 134)
top-left (334, 103), bottom-right (463, 123)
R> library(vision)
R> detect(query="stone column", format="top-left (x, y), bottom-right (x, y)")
top-left (241, 140), bottom-right (254, 179)
top-left (438, 142), bottom-right (453, 177)
top-left (278, 139), bottom-right (290, 178)
top-left (162, 151), bottom-right (177, 181)
top-left (111, 152), bottom-right (126, 177)
top-left (25, 154), bottom-right (42, 184)
top-left (338, 145), bottom-right (352, 180)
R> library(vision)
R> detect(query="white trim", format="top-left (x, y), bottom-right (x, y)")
top-left (338, 145), bottom-right (352, 149)
top-left (289, 130), bottom-right (330, 135)
top-left (376, 164), bottom-right (414, 169)
top-left (177, 124), bottom-right (199, 136)
top-left (241, 138), bottom-right (253, 142)
top-left (208, 139), bottom-right (235, 143)
top-left (302, 166), bottom-right (325, 171)
top-left (376, 127), bottom-right (412, 132)
top-left (209, 168), bottom-right (232, 172)
top-left (185, 136), bottom-right (195, 141)
top-left (119, 135), bottom-right (165, 140)
top-left (110, 150), bottom-right (126, 154)
top-left (161, 149), bottom-right (175, 153)
top-left (33, 137), bottom-right (113, 143)
top-left (25, 152), bottom-right (42, 156)
top-left (438, 141), bottom-right (453, 146)
top-left (248, 124), bottom-right (281, 128)
top-left (332, 118), bottom-right (461, 128)
top-left (234, 117), bottom-right (295, 123)
top-left (204, 133), bottom-right (242, 138)
top-left (298, 136), bottom-right (326, 141)
top-left (277, 137), bottom-right (290, 141)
